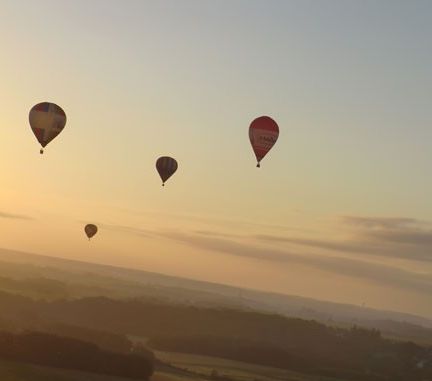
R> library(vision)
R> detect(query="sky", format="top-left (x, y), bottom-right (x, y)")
top-left (1, 0), bottom-right (432, 317)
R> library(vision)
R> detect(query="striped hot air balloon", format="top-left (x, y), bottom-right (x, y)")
top-left (29, 102), bottom-right (67, 154)
top-left (249, 116), bottom-right (279, 167)
top-left (156, 156), bottom-right (178, 186)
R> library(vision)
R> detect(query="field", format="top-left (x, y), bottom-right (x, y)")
top-left (0, 359), bottom-right (147, 381)
top-left (153, 371), bottom-right (207, 381)
top-left (155, 351), bottom-right (343, 381)
top-left (0, 354), bottom-right (346, 381)
top-left (0, 358), bottom-right (209, 381)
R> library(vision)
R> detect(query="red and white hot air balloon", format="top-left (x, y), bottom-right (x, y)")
top-left (249, 116), bottom-right (279, 167)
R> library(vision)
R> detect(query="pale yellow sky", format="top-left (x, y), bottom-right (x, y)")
top-left (1, 0), bottom-right (432, 318)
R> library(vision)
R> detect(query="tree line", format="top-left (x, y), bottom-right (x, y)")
top-left (0, 330), bottom-right (154, 380)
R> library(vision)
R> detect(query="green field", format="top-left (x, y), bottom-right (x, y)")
top-left (155, 351), bottom-right (344, 381)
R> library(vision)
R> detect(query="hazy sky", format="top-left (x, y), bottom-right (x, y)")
top-left (1, 0), bottom-right (432, 317)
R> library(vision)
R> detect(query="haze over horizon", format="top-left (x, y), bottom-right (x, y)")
top-left (1, 0), bottom-right (432, 318)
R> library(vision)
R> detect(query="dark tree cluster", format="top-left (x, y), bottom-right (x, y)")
top-left (149, 327), bottom-right (432, 381)
top-left (0, 331), bottom-right (154, 380)
top-left (1, 290), bottom-right (432, 380)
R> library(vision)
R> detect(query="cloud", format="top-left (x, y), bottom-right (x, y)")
top-left (127, 210), bottom-right (315, 234)
top-left (92, 215), bottom-right (432, 294)
top-left (254, 215), bottom-right (432, 263)
top-left (101, 213), bottom-right (432, 264)
top-left (345, 216), bottom-right (432, 258)
top-left (98, 223), bottom-right (155, 237)
top-left (159, 230), bottom-right (432, 295)
top-left (0, 211), bottom-right (33, 220)
top-left (255, 234), bottom-right (370, 254)
top-left (194, 230), bottom-right (241, 239)
top-left (161, 231), bottom-right (290, 262)
top-left (96, 211), bottom-right (432, 265)
top-left (342, 216), bottom-right (424, 230)
top-left (367, 229), bottom-right (432, 246)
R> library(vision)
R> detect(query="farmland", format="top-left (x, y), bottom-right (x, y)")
top-left (155, 351), bottom-right (343, 381)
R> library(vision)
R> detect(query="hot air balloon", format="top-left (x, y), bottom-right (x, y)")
top-left (84, 224), bottom-right (98, 240)
top-left (156, 156), bottom-right (178, 186)
top-left (29, 102), bottom-right (66, 154)
top-left (249, 116), bottom-right (279, 167)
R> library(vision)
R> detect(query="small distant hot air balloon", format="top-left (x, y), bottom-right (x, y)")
top-left (84, 224), bottom-right (98, 240)
top-left (156, 156), bottom-right (178, 186)
top-left (249, 116), bottom-right (279, 167)
top-left (29, 102), bottom-right (66, 154)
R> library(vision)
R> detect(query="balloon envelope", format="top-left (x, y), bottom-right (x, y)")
top-left (156, 156), bottom-right (178, 185)
top-left (29, 102), bottom-right (66, 153)
top-left (84, 224), bottom-right (98, 239)
top-left (249, 116), bottom-right (279, 167)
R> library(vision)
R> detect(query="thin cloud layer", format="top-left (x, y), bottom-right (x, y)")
top-left (98, 214), bottom-right (432, 264)
top-left (342, 216), bottom-right (425, 229)
top-left (346, 216), bottom-right (432, 259)
top-left (255, 234), bottom-right (370, 254)
top-left (0, 211), bottom-right (33, 220)
top-left (94, 215), bottom-right (432, 295)
top-left (255, 216), bottom-right (432, 262)
top-left (99, 223), bottom-right (155, 237)
top-left (160, 230), bottom-right (432, 295)
top-left (367, 229), bottom-right (432, 246)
